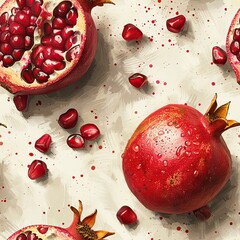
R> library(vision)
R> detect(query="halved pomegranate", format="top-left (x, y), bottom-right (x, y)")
top-left (226, 9), bottom-right (240, 83)
top-left (0, 0), bottom-right (113, 96)
top-left (7, 200), bottom-right (114, 240)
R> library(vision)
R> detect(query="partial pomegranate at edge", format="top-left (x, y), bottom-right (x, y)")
top-left (0, 0), bottom-right (114, 98)
top-left (7, 200), bottom-right (114, 240)
top-left (226, 9), bottom-right (240, 83)
top-left (122, 94), bottom-right (240, 219)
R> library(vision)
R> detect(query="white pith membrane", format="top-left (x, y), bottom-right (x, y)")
top-left (0, 0), bottom-right (86, 90)
top-left (12, 226), bottom-right (75, 239)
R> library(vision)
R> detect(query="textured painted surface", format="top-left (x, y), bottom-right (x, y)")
top-left (0, 0), bottom-right (240, 239)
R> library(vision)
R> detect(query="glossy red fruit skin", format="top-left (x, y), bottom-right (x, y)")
top-left (128, 73), bottom-right (147, 89)
top-left (67, 134), bottom-right (85, 148)
top-left (122, 97), bottom-right (236, 215)
top-left (13, 95), bottom-right (29, 111)
top-left (226, 9), bottom-right (240, 83)
top-left (212, 46), bottom-right (227, 65)
top-left (28, 160), bottom-right (48, 180)
top-left (116, 206), bottom-right (137, 225)
top-left (80, 123), bottom-right (100, 140)
top-left (58, 108), bottom-right (78, 129)
top-left (166, 15), bottom-right (186, 33)
top-left (122, 23), bottom-right (143, 41)
top-left (34, 134), bottom-right (52, 153)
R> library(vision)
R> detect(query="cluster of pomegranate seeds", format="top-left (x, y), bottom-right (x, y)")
top-left (28, 159), bottom-right (48, 180)
top-left (58, 108), bottom-right (78, 129)
top-left (122, 23), bottom-right (143, 41)
top-left (128, 73), bottom-right (148, 89)
top-left (15, 228), bottom-right (47, 239)
top-left (212, 46), bottom-right (227, 65)
top-left (13, 94), bottom-right (29, 111)
top-left (34, 133), bottom-right (52, 153)
top-left (166, 15), bottom-right (186, 33)
top-left (230, 28), bottom-right (240, 60)
top-left (116, 205), bottom-right (138, 225)
top-left (20, 0), bottom-right (80, 84)
top-left (0, 0), bottom-right (42, 67)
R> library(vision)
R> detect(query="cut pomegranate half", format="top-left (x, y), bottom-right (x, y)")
top-left (226, 9), bottom-right (240, 83)
top-left (0, 0), bottom-right (113, 96)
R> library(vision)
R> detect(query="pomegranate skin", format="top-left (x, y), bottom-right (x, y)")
top-left (0, 0), bottom-right (113, 95)
top-left (122, 97), bottom-right (238, 214)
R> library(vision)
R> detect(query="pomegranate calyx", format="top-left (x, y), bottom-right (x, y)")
top-left (205, 93), bottom-right (240, 133)
top-left (67, 200), bottom-right (114, 240)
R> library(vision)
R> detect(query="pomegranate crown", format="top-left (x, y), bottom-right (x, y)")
top-left (205, 93), bottom-right (240, 133)
top-left (67, 200), bottom-right (114, 240)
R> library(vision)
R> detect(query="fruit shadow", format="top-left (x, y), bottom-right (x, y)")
top-left (187, 0), bottom-right (224, 10)
top-left (154, 155), bottom-right (239, 238)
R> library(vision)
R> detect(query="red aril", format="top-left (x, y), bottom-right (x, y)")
top-left (128, 73), bottom-right (147, 89)
top-left (226, 9), bottom-right (240, 83)
top-left (67, 134), bottom-right (85, 148)
top-left (122, 23), bottom-right (143, 41)
top-left (0, 0), bottom-right (113, 104)
top-left (13, 94), bottom-right (29, 111)
top-left (122, 94), bottom-right (240, 219)
top-left (34, 133), bottom-right (52, 153)
top-left (116, 206), bottom-right (137, 225)
top-left (166, 15), bottom-right (186, 33)
top-left (7, 200), bottom-right (114, 240)
top-left (212, 46), bottom-right (227, 65)
top-left (80, 123), bottom-right (100, 140)
top-left (28, 160), bottom-right (48, 180)
top-left (58, 108), bottom-right (78, 129)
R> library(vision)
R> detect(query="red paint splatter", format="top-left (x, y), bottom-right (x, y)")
top-left (98, 145), bottom-right (103, 150)
top-left (91, 165), bottom-right (96, 170)
top-left (29, 152), bottom-right (34, 157)
top-left (211, 82), bottom-right (216, 86)
top-left (176, 226), bottom-right (181, 231)
top-left (0, 142), bottom-right (3, 146)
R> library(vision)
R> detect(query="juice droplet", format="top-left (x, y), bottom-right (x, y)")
top-left (193, 141), bottom-right (200, 146)
top-left (137, 164), bottom-right (142, 169)
top-left (176, 146), bottom-right (186, 157)
top-left (158, 130), bottom-right (164, 135)
top-left (185, 141), bottom-right (191, 146)
top-left (163, 160), bottom-right (168, 166)
top-left (132, 144), bottom-right (140, 153)
top-left (157, 153), bottom-right (162, 159)
top-left (185, 151), bottom-right (192, 157)
top-left (167, 121), bottom-right (174, 126)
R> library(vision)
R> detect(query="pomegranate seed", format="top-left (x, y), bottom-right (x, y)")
top-left (61, 26), bottom-right (74, 39)
top-left (80, 123), bottom-right (100, 140)
top-left (212, 46), bottom-right (227, 65)
top-left (66, 45), bottom-right (80, 62)
top-left (52, 17), bottom-right (66, 29)
top-left (26, 0), bottom-right (34, 7)
top-left (0, 52), bottom-right (3, 61)
top-left (34, 52), bottom-right (44, 68)
top-left (0, 12), bottom-right (9, 25)
top-left (15, 12), bottom-right (30, 27)
top-left (28, 160), bottom-right (48, 180)
top-left (43, 46), bottom-right (52, 59)
top-left (67, 134), bottom-right (85, 149)
top-left (9, 22), bottom-right (26, 35)
top-left (21, 66), bottom-right (34, 83)
top-left (12, 49), bottom-right (24, 60)
top-left (58, 108), bottom-right (78, 129)
top-left (233, 28), bottom-right (240, 42)
top-left (52, 49), bottom-right (64, 61)
top-left (54, 61), bottom-right (66, 70)
top-left (30, 15), bottom-right (37, 25)
top-left (31, 1), bottom-right (42, 16)
top-left (24, 35), bottom-right (34, 50)
top-left (166, 15), bottom-right (186, 33)
top-left (0, 31), bottom-right (11, 43)
top-left (116, 206), bottom-right (138, 225)
top-left (11, 7), bottom-right (20, 16)
top-left (54, 1), bottom-right (72, 18)
top-left (193, 205), bottom-right (211, 221)
top-left (41, 35), bottom-right (52, 45)
top-left (16, 0), bottom-right (26, 9)
top-left (43, 22), bottom-right (52, 35)
top-left (230, 40), bottom-right (240, 55)
top-left (122, 24), bottom-right (143, 41)
top-left (26, 233), bottom-right (38, 240)
top-left (66, 7), bottom-right (78, 26)
top-left (35, 71), bottom-right (49, 83)
top-left (128, 73), bottom-right (148, 88)
top-left (2, 55), bottom-right (14, 67)
top-left (52, 34), bottom-right (64, 49)
top-left (22, 6), bottom-right (31, 16)
top-left (13, 95), bottom-right (29, 111)
top-left (26, 25), bottom-right (36, 36)
top-left (35, 133), bottom-right (52, 153)
top-left (16, 233), bottom-right (27, 240)
top-left (37, 226), bottom-right (48, 234)
top-left (0, 24), bottom-right (9, 32)
top-left (42, 60), bottom-right (55, 75)
top-left (10, 35), bottom-right (25, 49)
top-left (0, 43), bottom-right (13, 55)
top-left (65, 35), bottom-right (78, 51)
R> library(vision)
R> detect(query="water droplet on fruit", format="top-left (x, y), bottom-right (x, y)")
top-left (175, 123), bottom-right (182, 128)
top-left (176, 146), bottom-right (186, 157)
top-left (157, 153), bottom-right (162, 159)
top-left (132, 144), bottom-right (139, 152)
top-left (181, 133), bottom-right (185, 137)
top-left (193, 141), bottom-right (200, 146)
top-left (185, 151), bottom-right (192, 157)
top-left (187, 129), bottom-right (192, 136)
top-left (137, 164), bottom-right (142, 169)
top-left (163, 160), bottom-right (168, 166)
top-left (193, 151), bottom-right (199, 155)
top-left (161, 170), bottom-right (165, 174)
top-left (194, 170), bottom-right (198, 176)
top-left (185, 141), bottom-right (191, 146)
top-left (167, 121), bottom-right (173, 126)
top-left (158, 130), bottom-right (164, 135)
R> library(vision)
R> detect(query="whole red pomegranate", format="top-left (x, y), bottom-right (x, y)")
top-left (226, 9), bottom-right (240, 83)
top-left (7, 200), bottom-right (114, 239)
top-left (122, 94), bottom-right (239, 218)
top-left (0, 0), bottom-right (113, 96)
